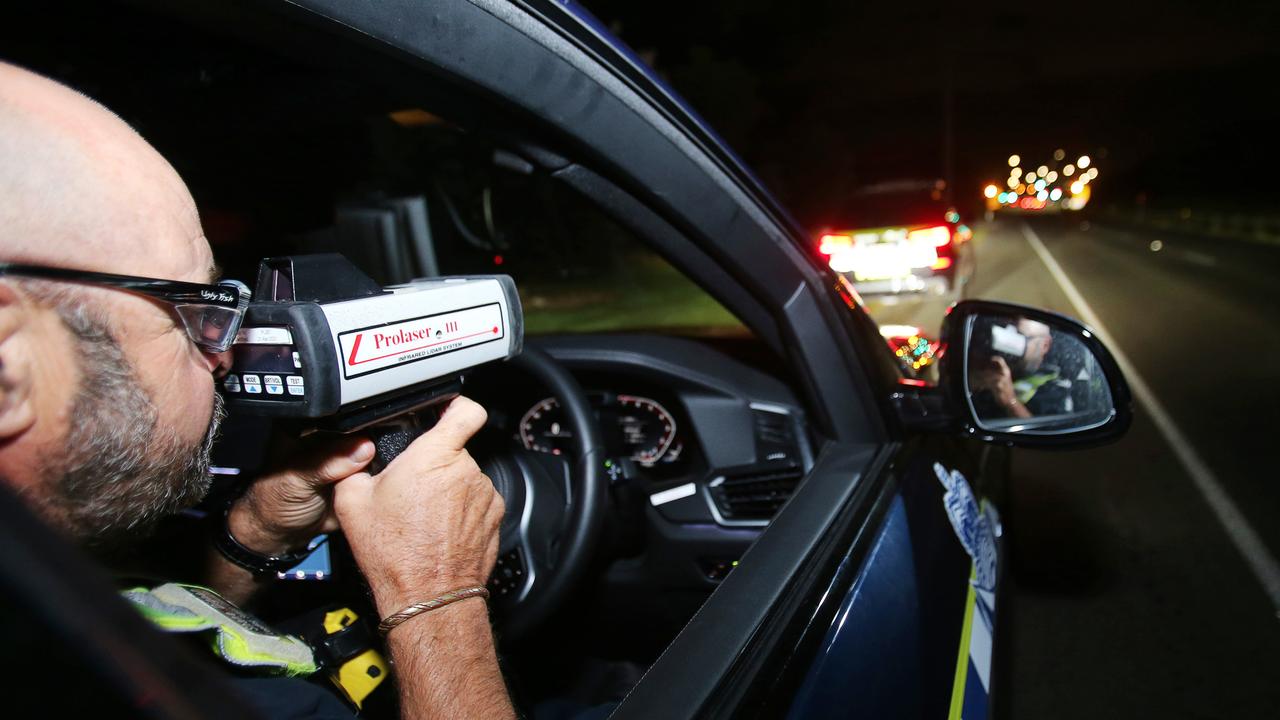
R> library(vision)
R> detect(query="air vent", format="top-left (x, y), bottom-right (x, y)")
top-left (709, 464), bottom-right (804, 522)
top-left (753, 409), bottom-right (793, 445)
top-left (752, 408), bottom-right (799, 464)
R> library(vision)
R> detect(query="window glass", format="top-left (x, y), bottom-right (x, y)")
top-left (367, 118), bottom-right (750, 337)
top-left (187, 107), bottom-right (749, 340)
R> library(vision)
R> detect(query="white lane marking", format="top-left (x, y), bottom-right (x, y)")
top-left (1022, 222), bottom-right (1280, 616)
top-left (1180, 249), bottom-right (1218, 267)
top-left (649, 483), bottom-right (697, 507)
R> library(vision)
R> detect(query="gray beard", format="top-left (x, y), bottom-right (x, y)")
top-left (50, 302), bottom-right (224, 550)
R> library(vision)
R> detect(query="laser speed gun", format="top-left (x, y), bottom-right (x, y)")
top-left (220, 255), bottom-right (522, 463)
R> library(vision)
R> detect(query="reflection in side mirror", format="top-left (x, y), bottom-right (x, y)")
top-left (939, 300), bottom-right (1132, 448)
top-left (964, 314), bottom-right (1114, 434)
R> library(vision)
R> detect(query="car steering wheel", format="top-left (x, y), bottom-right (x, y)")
top-left (480, 346), bottom-right (607, 641)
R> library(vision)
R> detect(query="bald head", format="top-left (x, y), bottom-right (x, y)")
top-left (0, 62), bottom-right (212, 283)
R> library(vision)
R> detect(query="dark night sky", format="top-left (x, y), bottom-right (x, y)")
top-left (581, 0), bottom-right (1280, 227)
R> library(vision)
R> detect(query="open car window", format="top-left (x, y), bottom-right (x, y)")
top-left (417, 125), bottom-right (751, 337)
top-left (196, 108), bottom-right (751, 341)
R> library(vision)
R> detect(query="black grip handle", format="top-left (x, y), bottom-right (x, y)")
top-left (370, 425), bottom-right (418, 474)
top-left (367, 411), bottom-right (438, 474)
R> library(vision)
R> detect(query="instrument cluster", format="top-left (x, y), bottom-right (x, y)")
top-left (518, 392), bottom-right (686, 468)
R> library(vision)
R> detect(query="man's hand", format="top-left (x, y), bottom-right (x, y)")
top-left (228, 434), bottom-right (376, 557)
top-left (970, 356), bottom-right (1031, 419)
top-left (333, 396), bottom-right (504, 615)
top-left (971, 355), bottom-right (1017, 405)
top-left (334, 396), bottom-right (515, 720)
top-left (205, 434), bottom-right (376, 605)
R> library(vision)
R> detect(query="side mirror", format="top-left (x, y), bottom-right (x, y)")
top-left (935, 300), bottom-right (1132, 447)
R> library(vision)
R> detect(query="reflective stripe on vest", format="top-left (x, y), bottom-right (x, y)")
top-left (1013, 369), bottom-right (1061, 404)
top-left (124, 583), bottom-right (318, 677)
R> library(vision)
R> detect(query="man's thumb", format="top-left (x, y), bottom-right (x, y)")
top-left (332, 471), bottom-right (375, 520)
top-left (307, 439), bottom-right (376, 485)
top-left (419, 396), bottom-right (488, 451)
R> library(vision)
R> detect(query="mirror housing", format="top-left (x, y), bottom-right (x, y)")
top-left (931, 300), bottom-right (1132, 448)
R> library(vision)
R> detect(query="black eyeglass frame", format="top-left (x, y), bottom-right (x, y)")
top-left (0, 262), bottom-right (251, 352)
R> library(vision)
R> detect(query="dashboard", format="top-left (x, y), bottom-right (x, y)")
top-left (460, 333), bottom-right (819, 661)
top-left (476, 334), bottom-right (814, 538)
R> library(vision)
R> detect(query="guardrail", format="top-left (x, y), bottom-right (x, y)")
top-left (1097, 206), bottom-right (1280, 246)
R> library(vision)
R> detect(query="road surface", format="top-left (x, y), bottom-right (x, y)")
top-left (866, 216), bottom-right (1280, 718)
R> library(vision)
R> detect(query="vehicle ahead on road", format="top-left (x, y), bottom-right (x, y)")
top-left (820, 180), bottom-right (974, 296)
top-left (1, 2), bottom-right (1130, 718)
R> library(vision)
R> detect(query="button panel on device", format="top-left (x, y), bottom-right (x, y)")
top-left (223, 373), bottom-right (306, 399)
top-left (224, 334), bottom-right (306, 402)
top-left (264, 375), bottom-right (284, 395)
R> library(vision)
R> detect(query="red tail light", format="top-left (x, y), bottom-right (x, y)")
top-left (818, 233), bottom-right (853, 255)
top-left (907, 225), bottom-right (952, 248)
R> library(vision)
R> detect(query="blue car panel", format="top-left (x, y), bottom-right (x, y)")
top-left (788, 451), bottom-right (1000, 719)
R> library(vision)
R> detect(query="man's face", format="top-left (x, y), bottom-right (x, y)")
top-left (48, 186), bottom-right (234, 547)
top-left (103, 243), bottom-right (231, 463)
top-left (47, 294), bottom-right (225, 547)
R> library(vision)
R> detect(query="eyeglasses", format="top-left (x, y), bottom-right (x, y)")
top-left (0, 262), bottom-right (251, 353)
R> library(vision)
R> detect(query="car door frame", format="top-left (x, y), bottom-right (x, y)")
top-left (233, 0), bottom-right (959, 712)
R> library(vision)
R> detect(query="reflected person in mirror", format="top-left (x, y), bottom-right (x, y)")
top-left (969, 317), bottom-right (1076, 419)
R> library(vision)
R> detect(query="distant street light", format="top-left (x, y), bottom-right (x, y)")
top-left (1008, 154), bottom-right (1021, 167)
top-left (1046, 171), bottom-right (1059, 183)
top-left (1037, 165), bottom-right (1049, 176)
top-left (1053, 148), bottom-right (1066, 161)
top-left (1064, 164), bottom-right (1076, 176)
top-left (1078, 155), bottom-right (1092, 169)
top-left (984, 184), bottom-right (998, 198)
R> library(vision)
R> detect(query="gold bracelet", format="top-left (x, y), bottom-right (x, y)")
top-left (378, 586), bottom-right (490, 636)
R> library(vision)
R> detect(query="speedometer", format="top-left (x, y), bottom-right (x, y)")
top-left (518, 394), bottom-right (679, 465)
top-left (614, 394), bottom-right (677, 465)
top-left (519, 397), bottom-right (573, 456)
